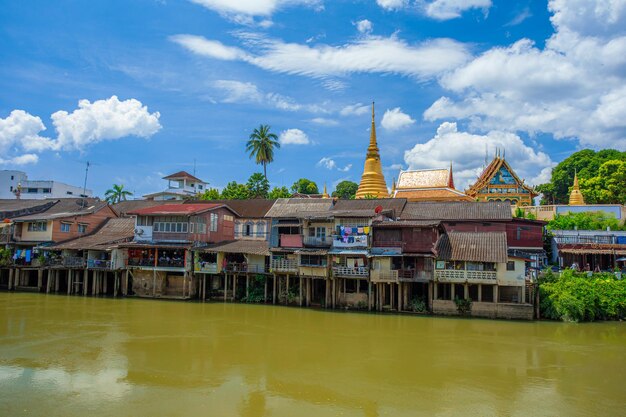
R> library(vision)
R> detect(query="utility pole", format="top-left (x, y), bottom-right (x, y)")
top-left (81, 161), bottom-right (90, 209)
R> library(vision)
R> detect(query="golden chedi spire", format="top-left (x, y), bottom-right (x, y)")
top-left (355, 102), bottom-right (389, 199)
top-left (322, 183), bottom-right (330, 198)
top-left (569, 171), bottom-right (585, 205)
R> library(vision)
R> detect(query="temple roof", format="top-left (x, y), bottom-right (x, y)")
top-left (394, 188), bottom-right (472, 202)
top-left (568, 172), bottom-right (585, 205)
top-left (466, 155), bottom-right (537, 198)
top-left (396, 168), bottom-right (453, 189)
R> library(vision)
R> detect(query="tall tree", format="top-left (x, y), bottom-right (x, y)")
top-left (104, 184), bottom-right (133, 204)
top-left (221, 181), bottom-right (250, 200)
top-left (197, 188), bottom-right (221, 200)
top-left (246, 125), bottom-right (280, 180)
top-left (291, 178), bottom-right (319, 194)
top-left (246, 173), bottom-right (270, 199)
top-left (268, 186), bottom-right (291, 199)
top-left (332, 181), bottom-right (359, 199)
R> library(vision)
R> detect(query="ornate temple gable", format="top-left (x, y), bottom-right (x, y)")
top-left (466, 155), bottom-right (538, 206)
top-left (393, 165), bottom-right (471, 202)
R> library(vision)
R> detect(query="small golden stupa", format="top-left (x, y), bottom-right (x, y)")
top-left (569, 172), bottom-right (585, 205)
top-left (322, 183), bottom-right (330, 199)
top-left (355, 103), bottom-right (389, 199)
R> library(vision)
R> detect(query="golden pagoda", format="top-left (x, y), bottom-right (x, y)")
top-left (355, 103), bottom-right (389, 199)
top-left (569, 172), bottom-right (585, 205)
top-left (322, 183), bottom-right (330, 199)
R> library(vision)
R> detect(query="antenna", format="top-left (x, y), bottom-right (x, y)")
top-left (193, 158), bottom-right (197, 176)
top-left (81, 161), bottom-right (90, 209)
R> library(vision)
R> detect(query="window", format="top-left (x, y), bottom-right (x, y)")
top-left (245, 223), bottom-right (252, 236)
top-left (60, 223), bottom-right (71, 233)
top-left (78, 224), bottom-right (87, 233)
top-left (43, 188), bottom-right (51, 193)
top-left (10, 175), bottom-right (13, 180)
top-left (153, 215), bottom-right (189, 234)
top-left (27, 188), bottom-right (37, 193)
top-left (10, 186), bottom-right (13, 192)
top-left (224, 214), bottom-right (234, 222)
top-left (507, 261), bottom-right (515, 271)
top-left (28, 221), bottom-right (47, 232)
top-left (198, 185), bottom-right (203, 190)
top-left (300, 255), bottom-right (327, 267)
top-left (66, 191), bottom-right (73, 195)
top-left (210, 213), bottom-right (218, 232)
top-left (516, 227), bottom-right (521, 240)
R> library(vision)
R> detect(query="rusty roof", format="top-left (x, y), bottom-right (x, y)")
top-left (203, 240), bottom-right (269, 256)
top-left (401, 201), bottom-right (512, 221)
top-left (372, 220), bottom-right (440, 228)
top-left (0, 199), bottom-right (57, 220)
top-left (436, 232), bottom-right (508, 263)
top-left (331, 198), bottom-right (406, 217)
top-left (128, 203), bottom-right (237, 216)
top-left (162, 171), bottom-right (204, 182)
top-left (12, 198), bottom-right (110, 221)
top-left (112, 199), bottom-right (184, 216)
top-left (48, 218), bottom-right (135, 251)
top-left (265, 198), bottom-right (334, 218)
top-left (183, 199), bottom-right (276, 218)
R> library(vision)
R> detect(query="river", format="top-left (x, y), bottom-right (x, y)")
top-left (0, 293), bottom-right (624, 416)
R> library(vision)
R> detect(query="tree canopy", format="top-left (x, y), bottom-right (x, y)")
top-left (268, 186), bottom-right (291, 199)
top-left (104, 184), bottom-right (133, 204)
top-left (246, 125), bottom-right (280, 180)
top-left (536, 149), bottom-right (626, 204)
top-left (220, 181), bottom-right (250, 200)
top-left (332, 180), bottom-right (359, 199)
top-left (291, 178), bottom-right (319, 194)
top-left (246, 173), bottom-right (270, 199)
top-left (547, 211), bottom-right (625, 231)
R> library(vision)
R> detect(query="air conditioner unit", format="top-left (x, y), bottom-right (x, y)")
top-left (134, 228), bottom-right (144, 235)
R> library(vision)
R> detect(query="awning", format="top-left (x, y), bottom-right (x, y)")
top-left (328, 249), bottom-right (368, 256)
top-left (295, 249), bottom-right (328, 255)
top-left (272, 223), bottom-right (301, 228)
top-left (559, 248), bottom-right (626, 255)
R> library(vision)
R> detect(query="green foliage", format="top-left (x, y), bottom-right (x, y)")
top-left (409, 297), bottom-right (427, 313)
top-left (246, 173), bottom-right (270, 199)
top-left (268, 186), bottom-right (291, 199)
top-left (291, 178), bottom-right (319, 194)
top-left (579, 160), bottom-right (626, 204)
top-left (539, 269), bottom-right (626, 322)
top-left (221, 181), bottom-right (250, 200)
top-left (104, 184), bottom-right (133, 204)
top-left (454, 297), bottom-right (472, 315)
top-left (246, 124), bottom-right (280, 179)
top-left (197, 188), bottom-right (221, 200)
top-left (514, 207), bottom-right (524, 218)
top-left (547, 211), bottom-right (625, 231)
top-left (332, 180), bottom-right (359, 199)
top-left (0, 248), bottom-right (12, 267)
top-left (536, 149), bottom-right (626, 204)
top-left (241, 275), bottom-right (267, 303)
top-left (356, 300), bottom-right (368, 310)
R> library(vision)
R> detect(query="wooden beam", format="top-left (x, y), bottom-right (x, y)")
top-left (299, 276), bottom-right (303, 307)
top-left (37, 269), bottom-right (43, 292)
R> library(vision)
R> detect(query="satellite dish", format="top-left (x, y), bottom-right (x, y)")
top-left (134, 228), bottom-right (144, 236)
top-left (374, 205), bottom-right (383, 214)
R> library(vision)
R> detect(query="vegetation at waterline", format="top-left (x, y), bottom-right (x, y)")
top-left (539, 269), bottom-right (626, 322)
top-left (546, 211), bottom-right (625, 231)
top-left (241, 275), bottom-right (267, 303)
top-left (536, 149), bottom-right (626, 204)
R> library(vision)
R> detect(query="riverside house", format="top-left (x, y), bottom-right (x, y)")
top-left (122, 203), bottom-right (237, 299)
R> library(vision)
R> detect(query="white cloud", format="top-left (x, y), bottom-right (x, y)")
top-left (404, 122), bottom-right (554, 189)
top-left (317, 157), bottom-right (337, 169)
top-left (424, 0), bottom-right (626, 149)
top-left (381, 107), bottom-right (415, 131)
top-left (172, 33), bottom-right (470, 80)
top-left (424, 0), bottom-right (492, 20)
top-left (338, 163), bottom-right (352, 172)
top-left (340, 103), bottom-right (370, 116)
top-left (212, 79), bottom-right (327, 113)
top-left (376, 0), bottom-right (408, 11)
top-left (310, 117), bottom-right (339, 126)
top-left (279, 128), bottom-right (310, 145)
top-left (355, 19), bottom-right (373, 34)
top-left (188, 0), bottom-right (323, 25)
top-left (0, 97), bottom-right (161, 164)
top-left (505, 7), bottom-right (532, 26)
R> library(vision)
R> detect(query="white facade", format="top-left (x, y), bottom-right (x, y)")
top-left (0, 170), bottom-right (92, 199)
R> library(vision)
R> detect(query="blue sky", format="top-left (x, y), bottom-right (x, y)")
top-left (1, 0), bottom-right (625, 197)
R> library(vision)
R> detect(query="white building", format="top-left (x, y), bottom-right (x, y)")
top-left (0, 170), bottom-right (92, 200)
top-left (143, 171), bottom-right (208, 200)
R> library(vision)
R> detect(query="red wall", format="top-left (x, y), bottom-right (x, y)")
top-left (443, 220), bottom-right (544, 248)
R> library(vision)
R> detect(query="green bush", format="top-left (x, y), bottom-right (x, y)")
top-left (539, 269), bottom-right (626, 322)
top-left (454, 297), bottom-right (472, 315)
top-left (0, 248), bottom-right (11, 267)
top-left (241, 275), bottom-right (267, 303)
top-left (409, 297), bottom-right (427, 313)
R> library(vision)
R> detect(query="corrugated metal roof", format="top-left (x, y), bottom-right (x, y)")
top-left (184, 199), bottom-right (276, 218)
top-left (112, 200), bottom-right (184, 216)
top-left (401, 201), bottom-right (512, 221)
top-left (265, 198), bottom-right (334, 218)
top-left (128, 203), bottom-right (226, 216)
top-left (0, 199), bottom-right (57, 220)
top-left (203, 240), bottom-right (269, 256)
top-left (331, 198), bottom-right (406, 217)
top-left (48, 218), bottom-right (135, 251)
top-left (436, 232), bottom-right (508, 263)
top-left (13, 198), bottom-right (109, 221)
top-left (373, 220), bottom-right (440, 228)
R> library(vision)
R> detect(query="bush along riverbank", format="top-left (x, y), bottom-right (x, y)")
top-left (539, 269), bottom-right (626, 322)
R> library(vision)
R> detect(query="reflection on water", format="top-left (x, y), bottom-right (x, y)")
top-left (0, 293), bottom-right (625, 417)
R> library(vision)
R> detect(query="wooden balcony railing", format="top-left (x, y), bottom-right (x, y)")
top-left (195, 262), bottom-right (218, 273)
top-left (271, 259), bottom-right (298, 272)
top-left (63, 257), bottom-right (86, 268)
top-left (332, 266), bottom-right (369, 278)
top-left (435, 270), bottom-right (496, 282)
top-left (224, 263), bottom-right (269, 273)
top-left (370, 269), bottom-right (398, 282)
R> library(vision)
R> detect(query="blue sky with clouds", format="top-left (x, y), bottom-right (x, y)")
top-left (1, 0), bottom-right (625, 197)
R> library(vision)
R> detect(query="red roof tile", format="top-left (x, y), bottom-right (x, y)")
top-left (162, 171), bottom-right (204, 182)
top-left (128, 203), bottom-right (222, 216)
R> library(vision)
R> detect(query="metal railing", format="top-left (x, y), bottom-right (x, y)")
top-left (332, 266), bottom-right (369, 278)
top-left (87, 259), bottom-right (111, 269)
top-left (554, 235), bottom-right (618, 244)
top-left (332, 235), bottom-right (368, 248)
top-left (63, 257), bottom-right (86, 268)
top-left (303, 235), bottom-right (333, 247)
top-left (271, 259), bottom-right (298, 272)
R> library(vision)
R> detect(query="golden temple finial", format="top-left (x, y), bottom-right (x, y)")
top-left (356, 101), bottom-right (389, 199)
top-left (322, 183), bottom-right (330, 198)
top-left (391, 177), bottom-right (396, 195)
top-left (569, 171), bottom-right (585, 205)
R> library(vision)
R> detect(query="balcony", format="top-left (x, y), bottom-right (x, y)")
top-left (332, 266), bottom-right (369, 278)
top-left (435, 269), bottom-right (496, 283)
top-left (195, 262), bottom-right (218, 273)
top-left (370, 269), bottom-right (398, 282)
top-left (332, 235), bottom-right (368, 249)
top-left (303, 235), bottom-right (333, 247)
top-left (224, 263), bottom-right (268, 274)
top-left (554, 235), bottom-right (619, 245)
top-left (271, 259), bottom-right (298, 272)
top-left (62, 256), bottom-right (86, 268)
top-left (279, 234), bottom-right (303, 248)
top-left (128, 258), bottom-right (155, 267)
top-left (398, 269), bottom-right (432, 282)
top-left (87, 259), bottom-right (111, 269)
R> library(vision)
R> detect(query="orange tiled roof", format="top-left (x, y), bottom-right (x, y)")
top-left (394, 188), bottom-right (472, 202)
top-left (396, 169), bottom-right (451, 189)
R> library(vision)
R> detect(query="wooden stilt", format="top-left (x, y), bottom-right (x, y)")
top-left (264, 276), bottom-right (268, 303)
top-left (368, 281), bottom-right (372, 311)
top-left (84, 270), bottom-right (89, 296)
top-left (8, 268), bottom-right (14, 290)
top-left (332, 279), bottom-right (336, 308)
top-left (92, 271), bottom-right (97, 295)
top-left (233, 274), bottom-right (237, 301)
top-left (272, 274), bottom-right (276, 304)
top-left (123, 270), bottom-right (128, 296)
top-left (224, 274), bottom-right (228, 302)
top-left (286, 275), bottom-right (290, 305)
top-left (306, 278), bottom-right (311, 307)
top-left (37, 269), bottom-right (43, 292)
top-left (203, 275), bottom-right (206, 301)
top-left (67, 270), bottom-right (72, 295)
top-left (299, 276), bottom-right (303, 307)
top-left (246, 275), bottom-right (250, 300)
top-left (54, 270), bottom-right (60, 292)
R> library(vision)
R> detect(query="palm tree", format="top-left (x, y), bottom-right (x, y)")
top-left (246, 124), bottom-right (280, 180)
top-left (105, 184), bottom-right (133, 204)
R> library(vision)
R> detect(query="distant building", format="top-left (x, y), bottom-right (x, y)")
top-left (466, 153), bottom-right (538, 206)
top-left (392, 165), bottom-right (472, 202)
top-left (143, 171), bottom-right (208, 200)
top-left (0, 170), bottom-right (92, 200)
